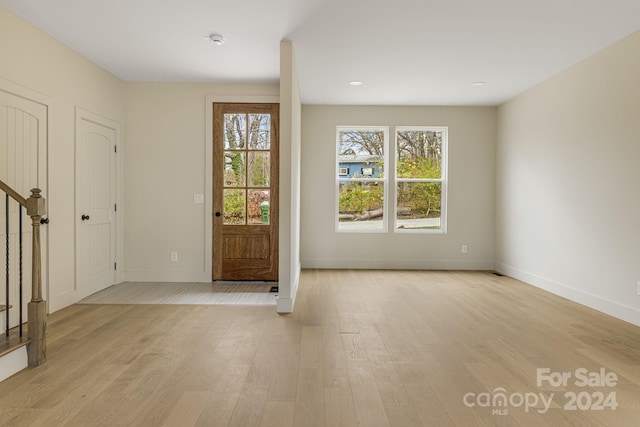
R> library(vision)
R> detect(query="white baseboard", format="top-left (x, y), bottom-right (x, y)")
top-left (48, 289), bottom-right (78, 313)
top-left (277, 262), bottom-right (300, 314)
top-left (276, 296), bottom-right (293, 313)
top-left (124, 271), bottom-right (211, 283)
top-left (0, 345), bottom-right (28, 383)
top-left (495, 262), bottom-right (640, 327)
top-left (301, 258), bottom-right (495, 270)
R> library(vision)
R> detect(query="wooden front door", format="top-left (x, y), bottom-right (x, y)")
top-left (213, 103), bottom-right (279, 281)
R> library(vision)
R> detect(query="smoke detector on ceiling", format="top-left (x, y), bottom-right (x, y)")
top-left (208, 34), bottom-right (225, 46)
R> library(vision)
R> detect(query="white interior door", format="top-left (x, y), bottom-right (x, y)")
top-left (76, 110), bottom-right (117, 299)
top-left (0, 88), bottom-right (48, 324)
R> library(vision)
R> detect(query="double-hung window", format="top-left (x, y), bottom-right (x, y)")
top-left (335, 125), bottom-right (447, 233)
top-left (395, 127), bottom-right (447, 232)
top-left (336, 126), bottom-right (388, 232)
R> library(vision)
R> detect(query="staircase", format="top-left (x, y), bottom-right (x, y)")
top-left (0, 306), bottom-right (28, 382)
top-left (0, 180), bottom-right (47, 381)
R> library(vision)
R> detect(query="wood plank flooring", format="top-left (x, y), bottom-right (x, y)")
top-left (1, 270), bottom-right (639, 426)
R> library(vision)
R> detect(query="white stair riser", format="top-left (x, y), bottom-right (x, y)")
top-left (0, 346), bottom-right (28, 382)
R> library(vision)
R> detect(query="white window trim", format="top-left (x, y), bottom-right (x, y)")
top-left (394, 126), bottom-right (448, 234)
top-left (335, 126), bottom-right (389, 233)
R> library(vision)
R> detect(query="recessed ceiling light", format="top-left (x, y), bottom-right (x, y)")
top-left (349, 81), bottom-right (363, 86)
top-left (471, 81), bottom-right (486, 87)
top-left (208, 34), bottom-right (225, 46)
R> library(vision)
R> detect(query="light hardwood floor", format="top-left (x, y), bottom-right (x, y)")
top-left (1, 270), bottom-right (639, 426)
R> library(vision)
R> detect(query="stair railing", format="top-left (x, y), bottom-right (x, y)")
top-left (0, 180), bottom-right (47, 366)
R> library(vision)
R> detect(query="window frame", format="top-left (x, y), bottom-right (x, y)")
top-left (394, 126), bottom-right (448, 234)
top-left (335, 126), bottom-right (389, 233)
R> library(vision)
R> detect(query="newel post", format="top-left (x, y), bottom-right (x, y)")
top-left (26, 188), bottom-right (47, 366)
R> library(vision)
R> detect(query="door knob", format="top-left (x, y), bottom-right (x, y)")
top-left (40, 218), bottom-right (49, 225)
top-left (215, 212), bottom-right (221, 217)
top-left (81, 214), bottom-right (90, 221)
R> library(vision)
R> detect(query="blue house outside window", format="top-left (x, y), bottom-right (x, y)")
top-left (338, 155), bottom-right (381, 178)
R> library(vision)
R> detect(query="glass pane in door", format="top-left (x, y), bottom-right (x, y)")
top-left (248, 152), bottom-right (270, 187)
top-left (248, 190), bottom-right (270, 225)
top-left (223, 189), bottom-right (245, 225)
top-left (248, 114), bottom-right (270, 149)
top-left (224, 114), bottom-right (246, 149)
top-left (223, 152), bottom-right (246, 186)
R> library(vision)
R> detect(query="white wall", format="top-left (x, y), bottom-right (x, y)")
top-left (496, 31), bottom-right (640, 325)
top-left (301, 105), bottom-right (496, 269)
top-left (124, 82), bottom-right (279, 282)
top-left (277, 41), bottom-right (302, 313)
top-left (0, 6), bottom-right (125, 311)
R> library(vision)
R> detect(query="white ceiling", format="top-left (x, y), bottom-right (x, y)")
top-left (2, 0), bottom-right (640, 106)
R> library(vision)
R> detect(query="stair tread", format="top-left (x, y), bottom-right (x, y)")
top-left (0, 327), bottom-right (30, 358)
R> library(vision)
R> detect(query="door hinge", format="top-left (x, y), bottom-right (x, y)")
top-left (114, 145), bottom-right (117, 153)
top-left (114, 262), bottom-right (117, 270)
top-left (114, 204), bottom-right (117, 212)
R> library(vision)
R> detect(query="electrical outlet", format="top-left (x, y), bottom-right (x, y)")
top-left (461, 244), bottom-right (468, 254)
top-left (170, 252), bottom-right (178, 262)
top-left (194, 193), bottom-right (204, 204)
